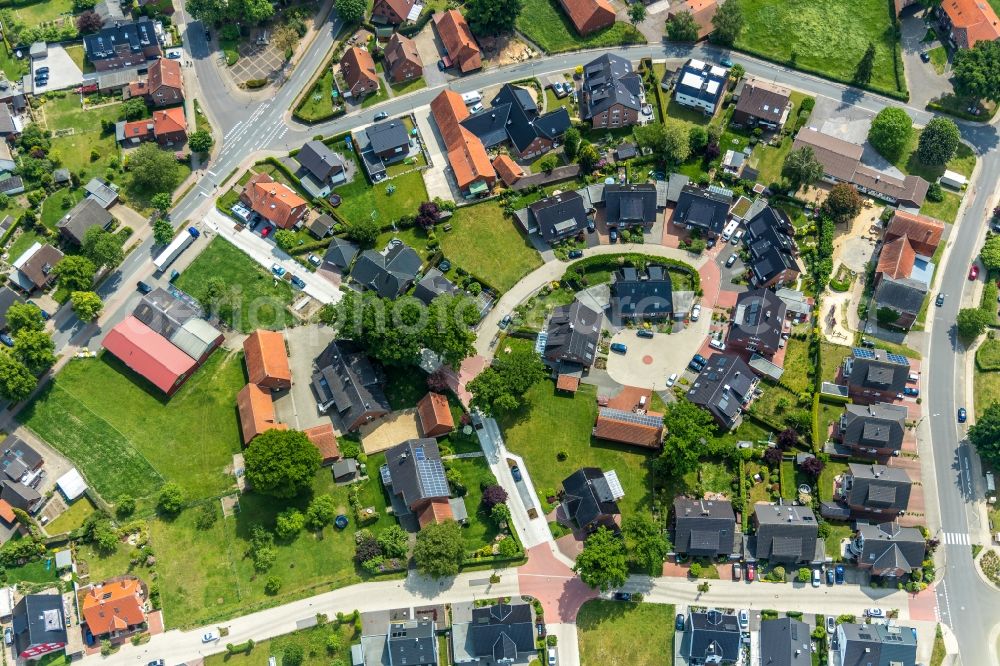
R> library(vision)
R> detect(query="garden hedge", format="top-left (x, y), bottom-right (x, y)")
top-left (565, 254), bottom-right (700, 293)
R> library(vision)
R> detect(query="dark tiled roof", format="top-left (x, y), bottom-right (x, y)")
top-left (759, 617), bottom-right (811, 666)
top-left (745, 206), bottom-right (798, 286)
top-left (12, 595), bottom-right (67, 657)
top-left (846, 463), bottom-right (912, 512)
top-left (562, 467), bottom-right (620, 528)
top-left (461, 104), bottom-right (511, 148)
top-left (604, 184), bottom-right (658, 226)
top-left (463, 84), bottom-right (571, 154)
top-left (874, 276), bottom-right (927, 316)
top-left (610, 266), bottom-right (673, 321)
top-left (675, 59), bottom-right (729, 108)
top-left (83, 18), bottom-right (157, 61)
top-left (386, 620), bottom-right (436, 666)
top-left (0, 286), bottom-right (25, 330)
top-left (686, 354), bottom-right (757, 428)
top-left (468, 604), bottom-right (535, 661)
top-left (297, 141), bottom-right (345, 182)
top-left (544, 300), bottom-right (602, 366)
top-left (384, 438), bottom-right (449, 507)
top-left (856, 522), bottom-right (925, 575)
top-left (753, 504), bottom-right (820, 563)
top-left (845, 348), bottom-right (909, 394)
top-left (351, 242), bottom-right (422, 299)
top-left (412, 268), bottom-right (459, 306)
top-left (673, 184), bottom-right (732, 235)
top-left (837, 623), bottom-right (917, 666)
top-left (529, 191), bottom-right (590, 242)
top-left (580, 54), bottom-right (643, 119)
top-left (682, 609), bottom-right (741, 663)
top-left (57, 198), bottom-right (114, 245)
top-left (727, 288), bottom-right (786, 353)
top-left (323, 236), bottom-right (359, 270)
top-left (311, 341), bottom-right (390, 431)
top-left (367, 120), bottom-right (409, 155)
top-left (840, 403), bottom-right (907, 453)
top-left (672, 498), bottom-right (736, 557)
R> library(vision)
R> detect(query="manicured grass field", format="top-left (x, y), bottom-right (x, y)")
top-left (977, 339), bottom-right (1000, 370)
top-left (40, 187), bottom-right (85, 231)
top-left (63, 44), bottom-right (94, 74)
top-left (498, 376), bottom-right (654, 517)
top-left (928, 46), bottom-right (948, 75)
top-left (745, 92), bottom-right (814, 185)
top-left (818, 460), bottom-right (849, 502)
top-left (45, 496), bottom-right (97, 535)
top-left (20, 350), bottom-right (246, 502)
top-left (336, 168), bottom-right (428, 232)
top-left (893, 132), bottom-right (976, 183)
top-left (920, 190), bottom-right (962, 224)
top-left (389, 77), bottom-right (428, 96)
top-left (820, 341), bottom-right (851, 383)
top-left (204, 620), bottom-right (359, 666)
top-left (974, 366), bottom-right (1000, 419)
top-left (824, 521), bottom-right (853, 560)
top-left (296, 69), bottom-right (339, 122)
top-left (515, 0), bottom-right (645, 54)
top-left (438, 201), bottom-right (542, 293)
top-left (42, 95), bottom-right (123, 184)
top-left (733, 0), bottom-right (904, 96)
top-left (448, 456), bottom-right (500, 550)
top-left (781, 337), bottom-right (812, 394)
top-left (577, 600), bottom-right (675, 666)
top-left (361, 79), bottom-right (389, 109)
top-left (12, 0), bottom-right (73, 24)
top-left (175, 237), bottom-right (297, 332)
top-left (7, 228), bottom-right (43, 263)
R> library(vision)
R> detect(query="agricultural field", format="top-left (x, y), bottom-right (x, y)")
top-left (515, 0), bottom-right (645, 54)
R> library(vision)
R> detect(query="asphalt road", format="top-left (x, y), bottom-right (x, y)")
top-left (37, 12), bottom-right (1000, 663)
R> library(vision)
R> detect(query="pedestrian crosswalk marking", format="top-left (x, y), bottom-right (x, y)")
top-left (942, 532), bottom-right (970, 545)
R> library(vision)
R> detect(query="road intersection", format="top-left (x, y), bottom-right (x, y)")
top-left (33, 5), bottom-right (1000, 663)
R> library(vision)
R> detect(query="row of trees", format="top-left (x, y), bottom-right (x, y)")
top-left (573, 514), bottom-right (672, 591)
top-left (667, 1), bottom-right (744, 45)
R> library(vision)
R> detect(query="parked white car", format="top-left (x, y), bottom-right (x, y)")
top-left (666, 373), bottom-right (678, 387)
top-left (709, 338), bottom-right (726, 351)
top-left (691, 304), bottom-right (701, 321)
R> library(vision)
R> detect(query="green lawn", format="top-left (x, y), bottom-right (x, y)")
top-left (733, 0), bottom-right (905, 96)
top-left (20, 350), bottom-right (245, 502)
top-left (928, 46), bottom-right (948, 75)
top-left (63, 44), bottom-right (94, 74)
top-left (818, 460), bottom-right (849, 502)
top-left (8, 228), bottom-right (44, 263)
top-left (820, 341), bottom-right (851, 383)
top-left (824, 521), bottom-right (853, 560)
top-left (438, 201), bottom-right (542, 293)
top-left (544, 88), bottom-right (575, 113)
top-left (204, 620), bottom-right (359, 666)
top-left (920, 190), bottom-right (962, 224)
top-left (894, 132), bottom-right (976, 183)
top-left (361, 79), bottom-right (389, 109)
top-left (780, 337), bottom-right (812, 393)
top-left (974, 367), bottom-right (1000, 419)
top-left (498, 377), bottom-right (654, 517)
top-left (5, 557), bottom-right (66, 589)
top-left (515, 0), bottom-right (645, 54)
top-left (0, 43), bottom-right (28, 81)
top-left (12, 0), bottom-right (73, 24)
top-left (40, 187), bottom-right (85, 231)
top-left (175, 237), bottom-right (297, 332)
top-left (42, 95), bottom-right (123, 184)
top-left (749, 383), bottom-right (803, 431)
top-left (977, 339), bottom-right (1000, 370)
top-left (448, 456), bottom-right (501, 550)
top-left (389, 76), bottom-right (427, 96)
top-left (295, 68), bottom-right (341, 123)
top-left (577, 600), bottom-right (674, 666)
top-left (745, 92), bottom-right (814, 185)
top-left (45, 496), bottom-right (97, 535)
top-left (336, 168), bottom-right (428, 234)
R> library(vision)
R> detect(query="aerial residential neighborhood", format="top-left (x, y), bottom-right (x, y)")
top-left (0, 0), bottom-right (997, 664)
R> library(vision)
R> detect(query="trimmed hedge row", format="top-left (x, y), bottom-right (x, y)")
top-left (565, 253), bottom-right (701, 293)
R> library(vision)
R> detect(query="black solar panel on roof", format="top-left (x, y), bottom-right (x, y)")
top-left (600, 407), bottom-right (663, 427)
top-left (417, 459), bottom-right (449, 497)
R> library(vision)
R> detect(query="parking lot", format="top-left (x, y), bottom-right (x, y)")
top-left (604, 314), bottom-right (712, 390)
top-left (30, 45), bottom-right (84, 93)
top-left (271, 323), bottom-right (336, 431)
top-left (227, 36), bottom-right (286, 86)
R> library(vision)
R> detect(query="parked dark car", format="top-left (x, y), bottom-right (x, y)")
top-left (27, 300), bottom-right (49, 320)
top-left (499, 314), bottom-right (512, 329)
top-left (936, 293), bottom-right (945, 306)
top-left (675, 614), bottom-right (686, 631)
top-left (692, 354), bottom-right (707, 366)
top-left (835, 565), bottom-right (845, 584)
top-left (920, 51), bottom-right (930, 63)
top-left (511, 466), bottom-right (522, 482)
top-left (568, 249), bottom-right (583, 259)
top-left (725, 253), bottom-right (737, 268)
top-left (610, 342), bottom-right (627, 354)
top-left (903, 387), bottom-right (919, 397)
top-left (826, 569), bottom-right (835, 585)
top-left (636, 329), bottom-right (654, 339)
top-left (609, 229), bottom-right (618, 243)
top-left (137, 281), bottom-right (153, 294)
top-left (374, 111), bottom-right (389, 121)
top-left (613, 592), bottom-right (632, 601)
top-left (290, 275), bottom-right (306, 289)
top-left (0, 334), bottom-right (13, 348)
top-left (958, 407), bottom-right (967, 423)
top-left (437, 59), bottom-right (446, 71)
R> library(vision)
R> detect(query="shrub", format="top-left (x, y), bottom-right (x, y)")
top-left (264, 576), bottom-right (281, 594)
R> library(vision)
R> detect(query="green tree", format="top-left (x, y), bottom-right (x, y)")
top-left (344, 216), bottom-right (380, 247)
top-left (377, 524), bottom-right (409, 558)
top-left (574, 526), bottom-right (628, 591)
top-left (622, 514), bottom-right (671, 574)
top-left (628, 2), bottom-right (646, 26)
top-left (497, 536), bottom-right (520, 558)
top-left (854, 42), bottom-right (876, 85)
top-left (335, 0), bottom-right (366, 24)
top-left (867, 107), bottom-right (913, 162)
top-left (0, 352), bottom-right (36, 401)
top-left (468, 345), bottom-right (546, 414)
top-left (688, 125), bottom-right (708, 154)
top-left (53, 255), bottom-right (96, 293)
top-left (122, 97), bottom-right (148, 121)
top-left (153, 218), bottom-right (175, 246)
top-left (70, 291), bottom-right (104, 322)
top-left (563, 127), bottom-right (581, 161)
top-left (413, 520), bottom-right (465, 578)
top-left (189, 129), bottom-right (214, 154)
top-left (244, 430), bottom-right (321, 498)
top-left (710, 0), bottom-right (743, 45)
top-left (5, 302), bottom-right (45, 334)
top-left (126, 143), bottom-right (181, 193)
top-left (782, 146), bottom-right (824, 189)
top-left (13, 330), bottom-right (55, 375)
top-left (797, 567), bottom-right (811, 583)
top-left (82, 227), bottom-right (124, 269)
top-left (151, 192), bottom-right (173, 212)
top-left (243, 0), bottom-right (274, 22)
top-left (282, 643), bottom-right (304, 666)
top-left (666, 10), bottom-right (699, 42)
top-left (465, 0), bottom-right (523, 34)
top-left (957, 307), bottom-right (991, 340)
top-left (305, 494), bottom-right (337, 530)
top-left (634, 118), bottom-right (690, 165)
top-left (876, 306), bottom-right (901, 326)
top-left (116, 495), bottom-right (136, 518)
top-left (275, 508), bottom-right (305, 539)
top-left (822, 183), bottom-right (864, 224)
top-left (969, 401), bottom-right (1000, 468)
top-left (577, 141), bottom-right (600, 172)
top-left (917, 117), bottom-right (961, 166)
top-left (982, 235), bottom-right (1000, 271)
top-left (654, 398), bottom-right (715, 481)
top-left (157, 481), bottom-right (185, 516)
top-left (953, 39), bottom-right (1000, 102)
top-left (274, 229), bottom-right (298, 251)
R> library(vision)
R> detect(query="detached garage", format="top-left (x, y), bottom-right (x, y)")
top-left (56, 468), bottom-right (87, 502)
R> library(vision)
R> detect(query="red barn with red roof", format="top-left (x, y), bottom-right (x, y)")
top-left (102, 316), bottom-right (196, 395)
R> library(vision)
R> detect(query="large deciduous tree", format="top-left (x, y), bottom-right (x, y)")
top-left (574, 526), bottom-right (629, 591)
top-left (153, 218), bottom-right (175, 246)
top-left (821, 184), bottom-right (864, 224)
top-left (465, 0), bottom-right (523, 35)
top-left (335, 0), bottom-right (366, 24)
top-left (244, 429), bottom-right (322, 498)
top-left (654, 398), bottom-right (716, 482)
top-left (82, 227), bottom-right (124, 269)
top-left (628, 2), bottom-right (646, 26)
top-left (76, 10), bottom-right (103, 34)
top-left (953, 40), bottom-right (1000, 102)
top-left (957, 307), bottom-right (991, 340)
top-left (709, 0), bottom-right (743, 45)
top-left (969, 402), bottom-right (1000, 468)
top-left (413, 520), bottom-right (465, 578)
top-left (917, 117), bottom-right (961, 166)
top-left (13, 330), bottom-right (55, 375)
top-left (782, 146), bottom-right (824, 190)
top-left (468, 345), bottom-right (546, 414)
top-left (0, 352), bottom-right (36, 402)
top-left (982, 235), bottom-right (1000, 271)
top-left (666, 10), bottom-right (699, 42)
top-left (867, 107), bottom-right (913, 162)
top-left (70, 291), bottom-right (104, 322)
top-left (622, 514), bottom-right (671, 575)
top-left (126, 143), bottom-right (181, 193)
top-left (188, 129), bottom-right (214, 154)
top-left (5, 303), bottom-right (44, 334)
top-left (634, 119), bottom-right (690, 165)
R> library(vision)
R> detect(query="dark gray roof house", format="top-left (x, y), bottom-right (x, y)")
top-left (383, 438), bottom-right (450, 509)
top-left (544, 300), bottom-right (602, 368)
top-left (323, 236), bottom-right (359, 271)
top-left (297, 140), bottom-right (346, 183)
top-left (687, 354), bottom-right (759, 430)
top-left (673, 184), bottom-right (733, 236)
top-left (0, 436), bottom-right (43, 479)
top-left (481, 84), bottom-right (571, 155)
top-left (759, 617), bottom-right (811, 666)
top-left (386, 620), bottom-right (437, 666)
top-left (834, 623), bottom-right (917, 666)
top-left (366, 120), bottom-right (410, 160)
top-left (681, 609), bottom-right (741, 665)
top-left (726, 288), bottom-right (786, 358)
top-left (307, 213), bottom-right (335, 239)
top-left (845, 463), bottom-right (912, 515)
top-left (604, 184), bottom-right (658, 229)
top-left (672, 498), bottom-right (737, 558)
top-left (11, 594), bottom-right (67, 660)
top-left (853, 522), bottom-right (926, 577)
top-left (561, 467), bottom-right (623, 530)
top-left (413, 267), bottom-right (459, 306)
top-left (665, 173), bottom-right (690, 203)
top-left (461, 603), bottom-right (535, 665)
top-left (0, 286), bottom-right (25, 330)
top-left (579, 54), bottom-right (644, 121)
top-left (751, 503), bottom-right (824, 564)
top-left (843, 348), bottom-right (910, 402)
top-left (745, 206), bottom-right (799, 288)
top-left (1, 480), bottom-right (41, 512)
top-left (351, 242), bottom-right (423, 299)
top-left (0, 176), bottom-right (25, 196)
top-left (311, 341), bottom-right (391, 432)
top-left (610, 266), bottom-right (673, 323)
top-left (838, 403), bottom-right (907, 456)
top-left (527, 191), bottom-right (590, 243)
top-left (873, 276), bottom-right (927, 329)
top-left (56, 197), bottom-right (114, 245)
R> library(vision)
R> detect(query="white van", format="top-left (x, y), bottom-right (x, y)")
top-left (721, 219), bottom-right (739, 241)
top-left (461, 91), bottom-right (483, 105)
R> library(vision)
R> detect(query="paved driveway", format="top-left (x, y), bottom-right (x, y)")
top-left (899, 9), bottom-right (952, 109)
top-left (272, 323), bottom-right (334, 431)
top-left (605, 315), bottom-right (711, 390)
top-left (32, 45), bottom-right (83, 93)
top-left (414, 107), bottom-right (453, 201)
top-left (413, 28), bottom-right (449, 88)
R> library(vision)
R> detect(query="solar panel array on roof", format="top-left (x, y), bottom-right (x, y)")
top-left (853, 347), bottom-right (875, 359)
top-left (887, 353), bottom-right (908, 365)
top-left (417, 459), bottom-right (449, 497)
top-left (599, 407), bottom-right (662, 428)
